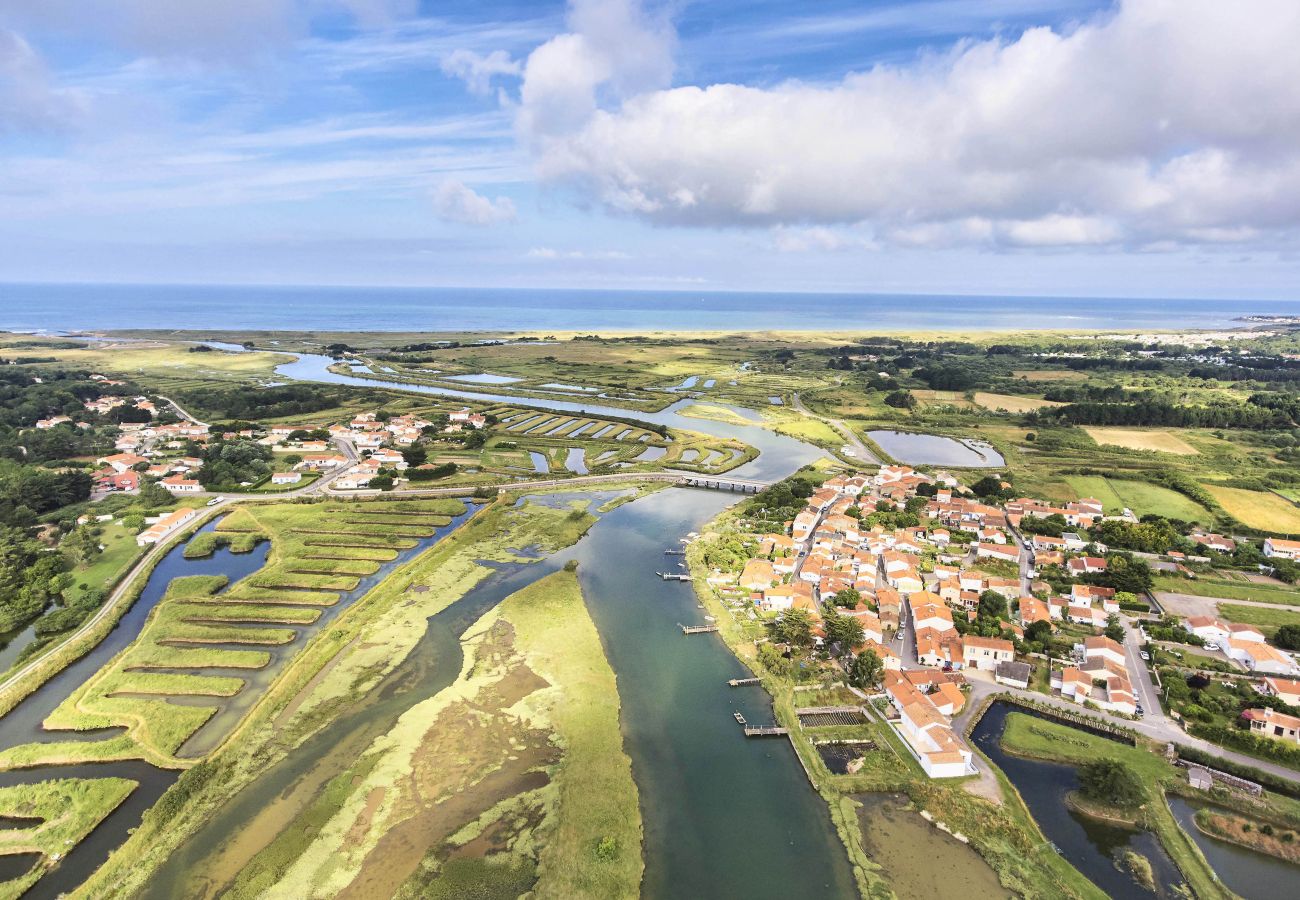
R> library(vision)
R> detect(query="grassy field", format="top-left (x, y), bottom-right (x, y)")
top-left (1013, 369), bottom-right (1088, 382)
top-left (1060, 476), bottom-right (1209, 521)
top-left (1216, 603), bottom-right (1300, 636)
top-left (1153, 574), bottom-right (1300, 607)
top-left (0, 777), bottom-right (137, 897)
top-left (64, 522), bottom-right (144, 605)
top-left (973, 392), bottom-right (1064, 413)
top-left (999, 712), bottom-right (1231, 900)
top-left (1203, 485), bottom-right (1300, 533)
top-left (1084, 427), bottom-right (1199, 455)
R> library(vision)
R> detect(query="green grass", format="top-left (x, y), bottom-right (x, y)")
top-left (500, 569), bottom-right (643, 900)
top-left (1060, 476), bottom-right (1209, 521)
top-left (1152, 574), bottom-right (1300, 607)
top-left (1217, 603), bottom-right (1300, 636)
top-left (0, 777), bottom-right (137, 896)
top-left (64, 523), bottom-right (145, 606)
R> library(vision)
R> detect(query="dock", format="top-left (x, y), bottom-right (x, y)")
top-left (728, 677), bottom-right (761, 687)
top-left (733, 711), bottom-right (747, 725)
top-left (679, 623), bottom-right (719, 634)
top-left (664, 549), bottom-right (685, 556)
top-left (743, 726), bottom-right (789, 737)
top-left (657, 572), bottom-right (691, 582)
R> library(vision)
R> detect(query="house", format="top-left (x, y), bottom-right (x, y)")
top-left (760, 586), bottom-right (795, 612)
top-left (1263, 677), bottom-right (1300, 707)
top-left (1229, 623), bottom-right (1266, 643)
top-left (975, 542), bottom-right (1019, 563)
top-left (1243, 708), bottom-right (1300, 744)
top-left (1186, 616), bottom-right (1231, 645)
top-left (1192, 532), bottom-right (1236, 553)
top-left (160, 474), bottom-right (203, 494)
top-left (271, 471), bottom-right (303, 485)
top-left (298, 454), bottom-right (348, 470)
top-left (136, 507), bottom-right (198, 547)
top-left (883, 673), bottom-right (973, 778)
top-left (1226, 639), bottom-right (1300, 676)
top-left (1067, 556), bottom-right (1107, 575)
top-left (962, 635), bottom-right (1014, 671)
top-left (96, 470), bottom-right (140, 493)
top-left (1019, 597), bottom-right (1052, 628)
top-left (995, 660), bottom-right (1033, 689)
top-left (911, 597), bottom-right (954, 633)
top-left (1084, 635), bottom-right (1125, 666)
top-left (1265, 538), bottom-right (1300, 561)
top-left (370, 448), bottom-right (407, 468)
top-left (928, 681), bottom-right (967, 716)
top-left (99, 452), bottom-right (149, 473)
top-left (739, 559), bottom-right (777, 591)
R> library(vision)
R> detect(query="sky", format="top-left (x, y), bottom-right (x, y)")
top-left (1, 0), bottom-right (1299, 300)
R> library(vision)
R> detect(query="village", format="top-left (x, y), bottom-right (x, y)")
top-left (701, 463), bottom-right (1300, 780)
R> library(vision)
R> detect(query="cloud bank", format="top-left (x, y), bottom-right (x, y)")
top-left (515, 0), bottom-right (1300, 249)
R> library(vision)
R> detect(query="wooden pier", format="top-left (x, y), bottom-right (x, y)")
top-left (743, 726), bottom-right (789, 737)
top-left (657, 572), bottom-right (691, 582)
top-left (664, 549), bottom-right (686, 556)
top-left (728, 677), bottom-right (761, 687)
top-left (679, 623), bottom-right (719, 634)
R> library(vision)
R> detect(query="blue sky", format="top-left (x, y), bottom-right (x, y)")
top-left (1, 0), bottom-right (1298, 299)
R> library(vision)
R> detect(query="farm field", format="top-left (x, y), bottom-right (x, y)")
top-left (1203, 485), bottom-right (1300, 533)
top-left (1083, 427), bottom-right (1199, 455)
top-left (1012, 369), bottom-right (1089, 381)
top-left (972, 392), bottom-right (1063, 413)
top-left (1060, 476), bottom-right (1209, 521)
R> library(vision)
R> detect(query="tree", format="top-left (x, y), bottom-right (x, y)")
top-left (977, 590), bottom-right (1007, 621)
top-left (971, 475), bottom-right (1008, 500)
top-left (1104, 614), bottom-right (1125, 643)
top-left (884, 390), bottom-right (917, 410)
top-left (823, 607), bottom-right (865, 651)
top-left (401, 446), bottom-right (427, 468)
top-left (849, 649), bottom-right (883, 689)
top-left (1025, 619), bottom-right (1053, 647)
top-left (831, 587), bottom-right (861, 609)
top-left (63, 526), bottom-right (102, 564)
top-left (1078, 760), bottom-right (1144, 807)
top-left (770, 608), bottom-right (814, 649)
top-left (1275, 624), bottom-right (1300, 651)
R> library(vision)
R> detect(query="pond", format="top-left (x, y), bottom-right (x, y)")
top-left (971, 703), bottom-right (1183, 898)
top-left (444, 372), bottom-right (522, 384)
top-left (0, 622), bottom-right (38, 677)
top-left (564, 447), bottom-right (588, 475)
top-left (539, 382), bottom-right (600, 393)
top-left (1167, 795), bottom-right (1300, 899)
top-left (528, 451), bottom-right (550, 474)
top-left (856, 793), bottom-right (1005, 900)
top-left (868, 430), bottom-right (1006, 467)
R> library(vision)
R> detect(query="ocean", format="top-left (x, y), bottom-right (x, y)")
top-left (1, 282), bottom-right (1296, 333)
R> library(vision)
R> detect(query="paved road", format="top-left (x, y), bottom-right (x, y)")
top-left (1123, 617), bottom-right (1167, 721)
top-left (156, 394), bottom-right (207, 428)
top-left (790, 392), bottom-right (880, 464)
top-left (1008, 525), bottom-right (1034, 596)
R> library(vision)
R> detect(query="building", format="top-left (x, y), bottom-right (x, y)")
top-left (995, 660), bottom-right (1032, 689)
top-left (962, 635), bottom-right (1015, 671)
top-left (1263, 677), bottom-right (1300, 707)
top-left (1226, 639), bottom-right (1300, 676)
top-left (739, 559), bottom-right (777, 591)
top-left (1265, 538), bottom-right (1300, 560)
top-left (136, 508), bottom-right (199, 547)
top-left (1243, 708), bottom-right (1300, 744)
top-left (160, 474), bottom-right (203, 494)
top-left (883, 673), bottom-right (974, 779)
top-left (271, 471), bottom-right (303, 485)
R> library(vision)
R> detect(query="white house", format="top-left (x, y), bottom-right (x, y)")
top-left (1265, 538), bottom-right (1300, 560)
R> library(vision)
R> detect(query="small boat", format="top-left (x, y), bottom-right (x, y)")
top-left (733, 711), bottom-right (747, 725)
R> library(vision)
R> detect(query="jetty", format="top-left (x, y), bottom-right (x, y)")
top-left (743, 726), bottom-right (789, 737)
top-left (664, 549), bottom-right (685, 556)
top-left (658, 572), bottom-right (691, 581)
top-left (728, 677), bottom-right (761, 687)
top-left (733, 711), bottom-right (747, 725)
top-left (679, 623), bottom-right (719, 634)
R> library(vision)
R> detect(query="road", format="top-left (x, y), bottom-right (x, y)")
top-left (156, 394), bottom-right (208, 428)
top-left (790, 392), bottom-right (880, 464)
top-left (1007, 524), bottom-right (1034, 596)
top-left (1123, 617), bottom-right (1166, 721)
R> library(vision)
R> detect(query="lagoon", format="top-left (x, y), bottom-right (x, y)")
top-left (868, 430), bottom-right (1006, 467)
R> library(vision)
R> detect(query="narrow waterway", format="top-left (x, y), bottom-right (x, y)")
top-left (1167, 795), bottom-right (1300, 899)
top-left (0, 508), bottom-right (475, 899)
top-left (971, 703), bottom-right (1183, 898)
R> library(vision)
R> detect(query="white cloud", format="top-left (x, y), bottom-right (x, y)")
top-left (772, 226), bottom-right (878, 253)
top-left (516, 0), bottom-right (1300, 249)
top-left (0, 28), bottom-right (83, 132)
top-left (441, 49), bottom-right (521, 96)
top-left (433, 179), bottom-right (517, 226)
top-left (526, 246), bottom-right (630, 260)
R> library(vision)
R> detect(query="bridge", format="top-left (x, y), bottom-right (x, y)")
top-left (324, 470), bottom-right (774, 498)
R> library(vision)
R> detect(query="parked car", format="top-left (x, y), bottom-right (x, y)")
top-left (206, 496), bottom-right (224, 506)
top-left (1205, 641), bottom-right (1220, 651)
top-left (1139, 650), bottom-right (1150, 661)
